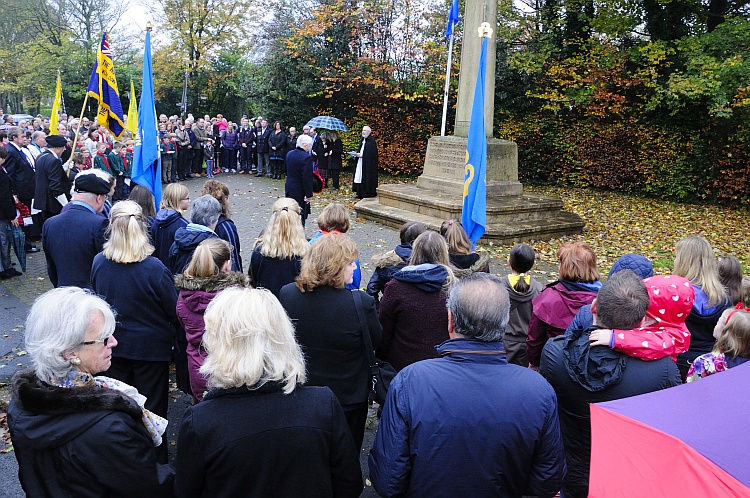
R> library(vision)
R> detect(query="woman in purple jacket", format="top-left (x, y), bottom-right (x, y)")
top-left (175, 238), bottom-right (248, 402)
top-left (221, 123), bottom-right (239, 173)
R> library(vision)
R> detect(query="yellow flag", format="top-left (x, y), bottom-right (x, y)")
top-left (127, 80), bottom-right (138, 135)
top-left (49, 72), bottom-right (62, 135)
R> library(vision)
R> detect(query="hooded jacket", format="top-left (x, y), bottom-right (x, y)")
top-left (215, 215), bottom-right (243, 272)
top-left (7, 370), bottom-right (173, 498)
top-left (168, 224), bottom-right (218, 275)
top-left (540, 327), bottom-right (680, 498)
top-left (526, 281), bottom-right (599, 367)
top-left (175, 271), bottom-right (248, 401)
top-left (378, 264), bottom-right (450, 371)
top-left (151, 208), bottom-right (188, 269)
top-left (678, 284), bottom-right (732, 373)
top-left (366, 243), bottom-right (412, 302)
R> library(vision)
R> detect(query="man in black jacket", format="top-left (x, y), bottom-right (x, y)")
top-left (33, 135), bottom-right (69, 224)
top-left (540, 270), bottom-right (682, 498)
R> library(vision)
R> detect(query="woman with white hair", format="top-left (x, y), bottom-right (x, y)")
top-left (7, 287), bottom-right (173, 496)
top-left (175, 287), bottom-right (363, 497)
top-left (284, 133), bottom-right (314, 225)
top-left (90, 200), bottom-right (178, 461)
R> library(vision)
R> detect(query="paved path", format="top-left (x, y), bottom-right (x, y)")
top-left (0, 172), bottom-right (523, 497)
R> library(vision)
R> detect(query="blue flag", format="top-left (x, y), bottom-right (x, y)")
top-left (87, 33), bottom-right (126, 139)
top-left (131, 30), bottom-right (162, 208)
top-left (445, 0), bottom-right (460, 39)
top-left (462, 37), bottom-right (488, 244)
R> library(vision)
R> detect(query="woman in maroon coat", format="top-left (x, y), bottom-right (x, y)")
top-left (526, 241), bottom-right (602, 369)
top-left (175, 238), bottom-right (248, 401)
top-left (378, 231), bottom-right (455, 371)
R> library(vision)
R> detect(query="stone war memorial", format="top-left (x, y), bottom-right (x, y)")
top-left (355, 0), bottom-right (584, 243)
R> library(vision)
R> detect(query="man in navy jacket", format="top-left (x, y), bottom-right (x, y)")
top-left (42, 172), bottom-right (110, 288)
top-left (369, 273), bottom-right (565, 498)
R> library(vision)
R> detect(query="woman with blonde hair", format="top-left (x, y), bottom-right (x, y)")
top-left (201, 179), bottom-right (242, 271)
top-left (674, 235), bottom-right (731, 379)
top-left (440, 219), bottom-right (491, 274)
top-left (175, 238), bottom-right (247, 402)
top-left (526, 241), bottom-right (601, 369)
top-left (249, 197), bottom-right (309, 297)
top-left (175, 287), bottom-right (363, 497)
top-left (378, 230), bottom-right (455, 371)
top-left (90, 200), bottom-right (178, 461)
top-left (311, 202), bottom-right (361, 290)
top-left (151, 182), bottom-right (190, 268)
top-left (278, 234), bottom-right (381, 451)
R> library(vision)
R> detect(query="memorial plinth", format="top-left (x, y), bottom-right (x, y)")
top-left (354, 136), bottom-right (585, 243)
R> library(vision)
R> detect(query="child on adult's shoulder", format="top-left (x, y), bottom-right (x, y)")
top-left (440, 219), bottom-right (490, 275)
top-left (686, 304), bottom-right (750, 381)
top-left (501, 243), bottom-right (544, 367)
top-left (589, 274), bottom-right (695, 362)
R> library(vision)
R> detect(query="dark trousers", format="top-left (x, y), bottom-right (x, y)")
top-left (106, 357), bottom-right (170, 462)
top-left (239, 146), bottom-right (252, 171)
top-left (330, 169), bottom-right (340, 189)
top-left (19, 198), bottom-right (40, 246)
top-left (177, 147), bottom-right (191, 179)
top-left (343, 402), bottom-right (369, 452)
top-left (191, 147), bottom-right (204, 174)
top-left (223, 148), bottom-right (238, 170)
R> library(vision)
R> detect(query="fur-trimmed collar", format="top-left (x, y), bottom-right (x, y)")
top-left (372, 250), bottom-right (406, 268)
top-left (11, 369), bottom-right (142, 419)
top-left (174, 270), bottom-right (248, 292)
top-left (453, 252), bottom-right (492, 279)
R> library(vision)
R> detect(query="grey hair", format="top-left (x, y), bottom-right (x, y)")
top-left (190, 195), bottom-right (222, 227)
top-left (8, 126), bottom-right (22, 141)
top-left (25, 287), bottom-right (116, 384)
top-left (446, 273), bottom-right (510, 342)
top-left (595, 270), bottom-right (649, 330)
top-left (296, 134), bottom-right (313, 148)
top-left (31, 131), bottom-right (46, 143)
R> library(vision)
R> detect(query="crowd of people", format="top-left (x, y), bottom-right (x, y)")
top-left (3, 116), bottom-right (750, 497)
top-left (0, 112), bottom-right (380, 281)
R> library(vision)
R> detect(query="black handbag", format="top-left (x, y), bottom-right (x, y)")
top-left (351, 290), bottom-right (397, 406)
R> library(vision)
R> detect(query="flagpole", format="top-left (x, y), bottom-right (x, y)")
top-left (66, 93), bottom-right (89, 175)
top-left (441, 33), bottom-right (455, 137)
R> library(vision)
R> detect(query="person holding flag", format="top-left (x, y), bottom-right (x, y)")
top-left (461, 22), bottom-right (491, 245)
top-left (131, 24), bottom-right (162, 208)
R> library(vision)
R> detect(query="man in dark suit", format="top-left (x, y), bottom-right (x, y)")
top-left (42, 172), bottom-right (110, 288)
top-left (255, 119), bottom-right (271, 177)
top-left (34, 135), bottom-right (70, 224)
top-left (4, 126), bottom-right (37, 251)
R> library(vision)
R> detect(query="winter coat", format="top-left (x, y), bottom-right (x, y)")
top-left (175, 382), bottom-right (363, 498)
top-left (328, 139), bottom-right (343, 170)
top-left (151, 208), bottom-right (189, 269)
top-left (249, 247), bottom-right (303, 298)
top-left (175, 271), bottom-right (248, 401)
top-left (268, 130), bottom-right (287, 159)
top-left (33, 150), bottom-right (69, 215)
top-left (91, 254), bottom-right (178, 362)
top-left (677, 284), bottom-right (731, 376)
top-left (540, 326), bottom-right (681, 498)
top-left (285, 148), bottom-right (314, 218)
top-left (168, 224), bottom-right (219, 275)
top-left (501, 274), bottom-right (544, 367)
top-left (369, 338), bottom-right (565, 498)
top-left (42, 203), bottom-right (108, 288)
top-left (238, 126), bottom-right (255, 147)
top-left (526, 281), bottom-right (599, 367)
top-left (0, 165), bottom-right (16, 221)
top-left (8, 370), bottom-right (174, 497)
top-left (377, 263), bottom-right (450, 371)
top-left (365, 243), bottom-right (412, 303)
top-left (255, 127), bottom-right (271, 153)
top-left (286, 133), bottom-right (298, 151)
top-left (221, 130), bottom-right (239, 150)
top-left (278, 284), bottom-right (382, 406)
top-left (5, 142), bottom-right (35, 201)
top-left (215, 216), bottom-right (243, 272)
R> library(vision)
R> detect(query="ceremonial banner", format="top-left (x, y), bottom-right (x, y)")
top-left (126, 80), bottom-right (138, 136)
top-left (49, 72), bottom-right (62, 135)
top-left (86, 33), bottom-right (126, 139)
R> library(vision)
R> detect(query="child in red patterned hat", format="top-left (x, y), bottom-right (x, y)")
top-left (589, 274), bottom-right (695, 361)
